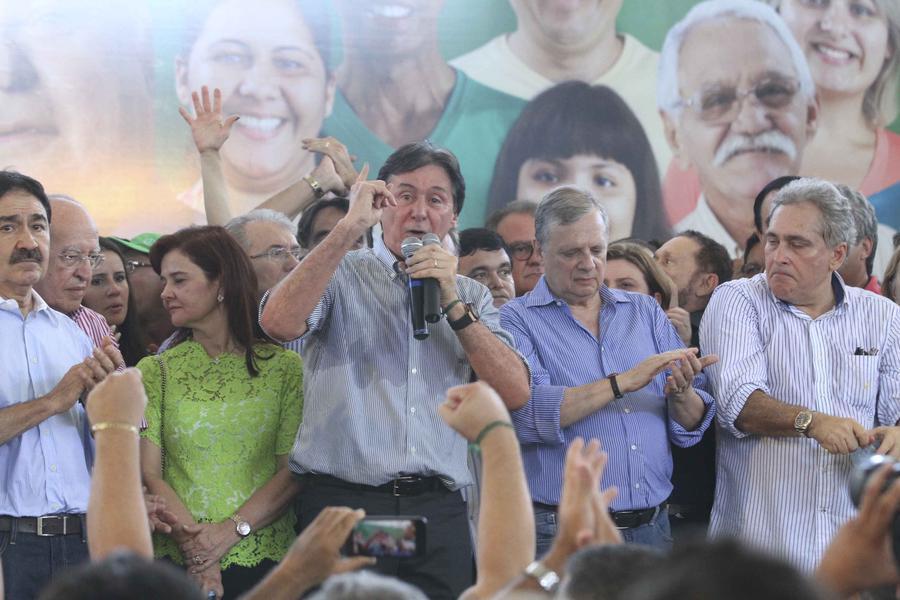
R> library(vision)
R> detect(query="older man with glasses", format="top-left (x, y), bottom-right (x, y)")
top-left (225, 209), bottom-right (303, 298)
top-left (658, 0), bottom-right (818, 259)
top-left (487, 201), bottom-right (544, 296)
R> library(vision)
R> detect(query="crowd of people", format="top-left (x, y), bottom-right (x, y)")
top-left (2, 0), bottom-right (900, 599)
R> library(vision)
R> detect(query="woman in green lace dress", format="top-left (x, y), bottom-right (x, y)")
top-left (138, 226), bottom-right (303, 600)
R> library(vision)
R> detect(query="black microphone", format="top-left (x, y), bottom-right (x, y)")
top-left (401, 237), bottom-right (429, 340)
top-left (421, 233), bottom-right (443, 323)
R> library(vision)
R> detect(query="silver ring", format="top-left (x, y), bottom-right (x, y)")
top-left (193, 555), bottom-right (204, 566)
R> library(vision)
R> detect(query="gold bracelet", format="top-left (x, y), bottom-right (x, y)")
top-left (303, 174), bottom-right (325, 199)
top-left (91, 421), bottom-right (139, 435)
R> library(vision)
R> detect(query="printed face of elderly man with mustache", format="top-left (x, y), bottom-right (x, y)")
top-left (660, 2), bottom-right (818, 258)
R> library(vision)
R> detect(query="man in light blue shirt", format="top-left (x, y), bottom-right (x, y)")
top-left (500, 186), bottom-right (716, 558)
top-left (0, 171), bottom-right (122, 599)
top-left (701, 177), bottom-right (900, 572)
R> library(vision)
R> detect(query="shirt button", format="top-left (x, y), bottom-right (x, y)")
top-left (623, 408), bottom-right (631, 414)
top-left (410, 447), bottom-right (417, 454)
top-left (411, 368), bottom-right (417, 374)
top-left (630, 444), bottom-right (637, 451)
top-left (31, 357), bottom-right (38, 365)
top-left (634, 483), bottom-right (641, 489)
top-left (410, 407), bottom-right (416, 414)
top-left (49, 464), bottom-right (57, 472)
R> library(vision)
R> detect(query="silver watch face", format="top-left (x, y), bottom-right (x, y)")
top-left (237, 521), bottom-right (251, 536)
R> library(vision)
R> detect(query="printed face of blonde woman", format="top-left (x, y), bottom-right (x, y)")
top-left (177, 0), bottom-right (334, 193)
top-left (516, 154), bottom-right (637, 242)
top-left (779, 0), bottom-right (891, 100)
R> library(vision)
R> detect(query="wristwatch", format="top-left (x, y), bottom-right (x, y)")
top-left (230, 513), bottom-right (251, 538)
top-left (524, 560), bottom-right (560, 593)
top-left (794, 410), bottom-right (814, 437)
top-left (448, 303), bottom-right (479, 331)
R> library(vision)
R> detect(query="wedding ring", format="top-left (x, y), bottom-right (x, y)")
top-left (193, 555), bottom-right (204, 565)
top-left (434, 259), bottom-right (438, 268)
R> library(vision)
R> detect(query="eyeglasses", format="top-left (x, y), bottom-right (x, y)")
top-left (125, 260), bottom-right (153, 274)
top-left (58, 251), bottom-right (104, 269)
top-left (249, 246), bottom-right (303, 262)
top-left (678, 77), bottom-right (800, 124)
top-left (507, 241), bottom-right (535, 262)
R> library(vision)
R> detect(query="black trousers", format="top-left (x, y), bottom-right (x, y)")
top-left (296, 478), bottom-right (474, 600)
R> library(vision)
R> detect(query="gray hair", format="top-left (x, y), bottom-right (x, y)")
top-left (835, 183), bottom-right (878, 275)
top-left (768, 178), bottom-right (856, 248)
top-left (306, 571), bottom-right (427, 600)
top-left (534, 186), bottom-right (609, 248)
top-left (224, 209), bottom-right (295, 250)
top-left (657, 0), bottom-right (816, 115)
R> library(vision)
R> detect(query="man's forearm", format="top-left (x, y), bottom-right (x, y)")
top-left (668, 390), bottom-right (707, 431)
top-left (734, 390), bottom-right (802, 436)
top-left (200, 150), bottom-right (232, 226)
top-left (559, 379), bottom-right (618, 428)
top-left (457, 324), bottom-right (530, 411)
top-left (258, 178), bottom-right (317, 220)
top-left (261, 219), bottom-right (362, 341)
top-left (0, 396), bottom-right (59, 446)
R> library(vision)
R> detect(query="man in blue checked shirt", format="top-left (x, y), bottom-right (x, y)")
top-left (500, 186), bottom-right (717, 558)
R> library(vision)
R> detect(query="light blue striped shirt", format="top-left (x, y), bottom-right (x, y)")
top-left (701, 273), bottom-right (900, 572)
top-left (501, 279), bottom-right (715, 510)
top-left (0, 291), bottom-right (94, 516)
top-left (280, 232), bottom-right (516, 489)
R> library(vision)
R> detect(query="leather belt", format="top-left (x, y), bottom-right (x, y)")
top-left (0, 514), bottom-right (85, 536)
top-left (302, 474), bottom-right (447, 497)
top-left (610, 503), bottom-right (666, 529)
top-left (531, 502), bottom-right (666, 530)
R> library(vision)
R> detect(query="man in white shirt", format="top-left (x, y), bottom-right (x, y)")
top-left (701, 177), bottom-right (900, 572)
top-left (657, 0), bottom-right (818, 259)
top-left (451, 0), bottom-right (669, 175)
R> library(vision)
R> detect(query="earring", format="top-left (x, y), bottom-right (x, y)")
top-left (217, 293), bottom-right (224, 303)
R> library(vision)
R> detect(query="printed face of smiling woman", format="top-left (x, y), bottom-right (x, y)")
top-left (176, 0), bottom-right (335, 194)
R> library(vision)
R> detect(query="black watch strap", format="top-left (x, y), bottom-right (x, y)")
top-left (448, 303), bottom-right (478, 331)
top-left (609, 373), bottom-right (624, 399)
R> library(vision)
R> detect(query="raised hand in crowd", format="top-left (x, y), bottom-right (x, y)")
top-left (178, 86), bottom-right (239, 155)
top-left (499, 438), bottom-right (620, 598)
top-left (84, 368), bottom-right (153, 560)
top-left (816, 461), bottom-right (900, 597)
top-left (302, 136), bottom-right (358, 195)
top-left (438, 382), bottom-right (533, 600)
top-left (240, 507), bottom-right (374, 600)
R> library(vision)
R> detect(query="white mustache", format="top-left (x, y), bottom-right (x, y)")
top-left (713, 130), bottom-right (798, 167)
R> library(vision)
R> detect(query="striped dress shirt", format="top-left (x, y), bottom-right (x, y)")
top-left (500, 279), bottom-right (715, 510)
top-left (700, 273), bottom-right (900, 572)
top-left (275, 232), bottom-right (517, 489)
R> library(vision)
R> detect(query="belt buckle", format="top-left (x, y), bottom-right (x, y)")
top-left (36, 515), bottom-right (62, 537)
top-left (392, 475), bottom-right (418, 497)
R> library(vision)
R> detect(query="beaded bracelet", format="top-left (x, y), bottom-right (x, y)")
top-left (91, 421), bottom-right (139, 435)
top-left (468, 420), bottom-right (514, 454)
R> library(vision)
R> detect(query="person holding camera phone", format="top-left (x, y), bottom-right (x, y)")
top-left (702, 178), bottom-right (900, 573)
top-left (260, 142), bottom-right (530, 600)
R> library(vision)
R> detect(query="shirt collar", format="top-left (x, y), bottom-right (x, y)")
top-left (523, 276), bottom-right (632, 307)
top-left (0, 288), bottom-right (50, 315)
top-left (766, 271), bottom-right (850, 314)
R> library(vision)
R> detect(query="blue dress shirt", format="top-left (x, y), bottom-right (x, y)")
top-left (500, 278), bottom-right (715, 510)
top-left (0, 291), bottom-right (94, 516)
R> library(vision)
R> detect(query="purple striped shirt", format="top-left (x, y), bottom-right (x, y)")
top-left (500, 278), bottom-right (715, 510)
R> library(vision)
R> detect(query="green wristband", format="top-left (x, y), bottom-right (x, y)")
top-left (468, 420), bottom-right (514, 454)
top-left (443, 299), bottom-right (464, 316)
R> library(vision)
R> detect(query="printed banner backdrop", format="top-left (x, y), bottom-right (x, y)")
top-left (3, 0), bottom-right (898, 237)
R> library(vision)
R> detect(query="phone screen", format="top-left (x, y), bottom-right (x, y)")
top-left (344, 516), bottom-right (426, 558)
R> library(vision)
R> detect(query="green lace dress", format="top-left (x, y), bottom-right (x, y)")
top-left (137, 340), bottom-right (303, 569)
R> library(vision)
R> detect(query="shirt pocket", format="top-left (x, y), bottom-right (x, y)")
top-left (837, 355), bottom-right (879, 415)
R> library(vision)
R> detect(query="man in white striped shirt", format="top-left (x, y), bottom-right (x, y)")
top-left (701, 178), bottom-right (900, 572)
